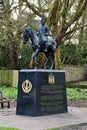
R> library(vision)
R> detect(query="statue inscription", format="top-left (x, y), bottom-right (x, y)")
top-left (38, 84), bottom-right (65, 113)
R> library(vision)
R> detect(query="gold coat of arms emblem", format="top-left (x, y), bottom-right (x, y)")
top-left (48, 73), bottom-right (55, 84)
top-left (22, 80), bottom-right (32, 93)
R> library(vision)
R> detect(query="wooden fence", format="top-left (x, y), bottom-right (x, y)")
top-left (0, 70), bottom-right (18, 87)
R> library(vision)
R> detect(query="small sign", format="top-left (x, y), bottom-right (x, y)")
top-left (22, 80), bottom-right (32, 93)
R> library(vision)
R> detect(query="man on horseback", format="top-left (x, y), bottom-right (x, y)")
top-left (38, 18), bottom-right (49, 52)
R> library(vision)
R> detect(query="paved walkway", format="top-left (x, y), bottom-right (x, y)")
top-left (0, 107), bottom-right (87, 130)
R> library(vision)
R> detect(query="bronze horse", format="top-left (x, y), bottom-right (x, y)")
top-left (23, 28), bottom-right (59, 69)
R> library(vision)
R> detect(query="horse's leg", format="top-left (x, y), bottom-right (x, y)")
top-left (44, 53), bottom-right (50, 69)
top-left (33, 49), bottom-right (39, 69)
top-left (50, 53), bottom-right (55, 69)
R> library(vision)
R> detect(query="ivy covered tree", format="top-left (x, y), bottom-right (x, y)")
top-left (79, 6), bottom-right (87, 61)
top-left (0, 0), bottom-right (18, 69)
top-left (0, 0), bottom-right (28, 69)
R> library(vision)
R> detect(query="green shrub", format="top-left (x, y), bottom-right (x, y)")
top-left (0, 86), bottom-right (17, 99)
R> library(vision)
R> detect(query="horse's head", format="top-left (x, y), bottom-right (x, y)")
top-left (23, 28), bottom-right (31, 44)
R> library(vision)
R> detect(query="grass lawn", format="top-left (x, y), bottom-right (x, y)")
top-left (0, 127), bottom-right (19, 130)
top-left (67, 88), bottom-right (87, 100)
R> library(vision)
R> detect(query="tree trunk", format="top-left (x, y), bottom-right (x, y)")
top-left (29, 57), bottom-right (35, 69)
top-left (8, 31), bottom-right (17, 69)
top-left (55, 46), bottom-right (62, 70)
top-left (39, 55), bottom-right (46, 69)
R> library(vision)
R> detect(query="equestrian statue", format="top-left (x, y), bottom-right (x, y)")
top-left (23, 18), bottom-right (59, 69)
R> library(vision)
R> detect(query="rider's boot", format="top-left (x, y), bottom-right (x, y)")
top-left (44, 44), bottom-right (48, 52)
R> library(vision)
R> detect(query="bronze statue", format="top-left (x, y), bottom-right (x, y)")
top-left (38, 18), bottom-right (49, 52)
top-left (23, 18), bottom-right (59, 69)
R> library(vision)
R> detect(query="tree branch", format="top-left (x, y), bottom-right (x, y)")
top-left (58, 0), bottom-right (87, 39)
top-left (22, 0), bottom-right (42, 17)
top-left (47, 0), bottom-right (61, 36)
top-left (62, 24), bottom-right (87, 43)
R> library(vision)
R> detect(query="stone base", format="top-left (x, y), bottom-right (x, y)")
top-left (16, 69), bottom-right (68, 116)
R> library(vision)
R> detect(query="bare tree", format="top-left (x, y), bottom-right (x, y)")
top-left (22, 0), bottom-right (87, 69)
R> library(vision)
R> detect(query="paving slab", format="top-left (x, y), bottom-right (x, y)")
top-left (0, 107), bottom-right (87, 130)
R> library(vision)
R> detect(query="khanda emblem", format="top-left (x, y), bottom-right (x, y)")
top-left (48, 73), bottom-right (55, 84)
top-left (22, 80), bottom-right (32, 93)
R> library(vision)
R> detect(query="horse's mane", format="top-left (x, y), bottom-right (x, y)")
top-left (27, 28), bottom-right (35, 35)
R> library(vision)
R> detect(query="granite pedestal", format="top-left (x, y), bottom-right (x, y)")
top-left (16, 70), bottom-right (67, 116)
